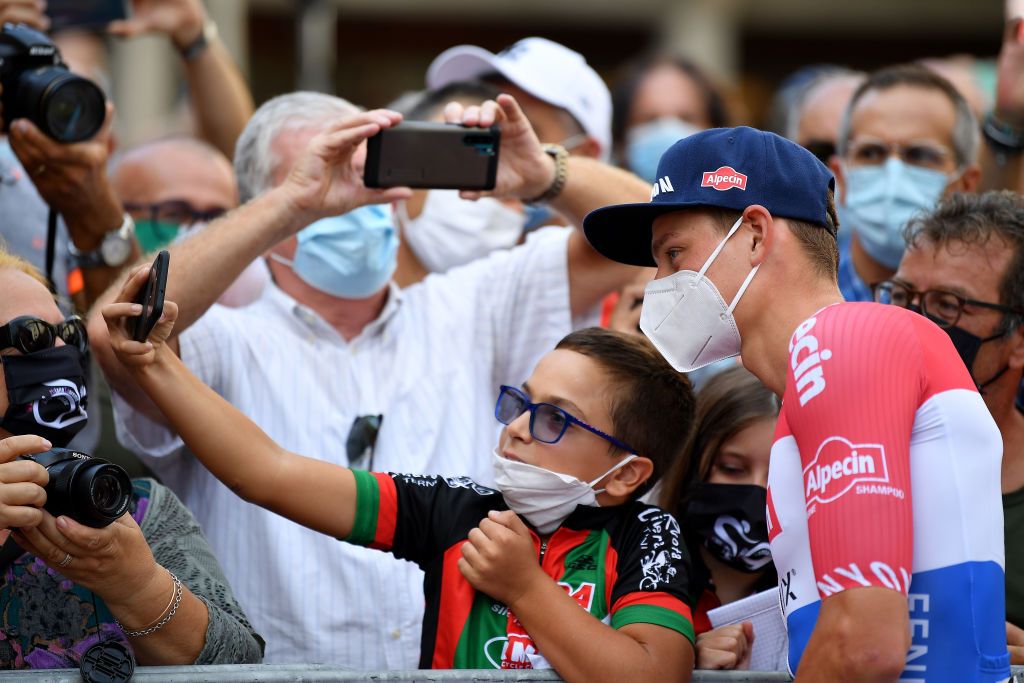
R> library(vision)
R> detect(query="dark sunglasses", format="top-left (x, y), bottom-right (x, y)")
top-left (346, 414), bottom-right (383, 470)
top-left (494, 385), bottom-right (634, 453)
top-left (0, 316), bottom-right (88, 355)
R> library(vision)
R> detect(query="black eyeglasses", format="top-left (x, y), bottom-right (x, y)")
top-left (0, 316), bottom-right (88, 355)
top-left (346, 415), bottom-right (383, 470)
top-left (124, 200), bottom-right (228, 228)
top-left (873, 280), bottom-right (1024, 328)
top-left (802, 140), bottom-right (836, 165)
top-left (494, 385), bottom-right (635, 453)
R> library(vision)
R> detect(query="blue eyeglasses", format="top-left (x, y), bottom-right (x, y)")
top-left (494, 385), bottom-right (635, 453)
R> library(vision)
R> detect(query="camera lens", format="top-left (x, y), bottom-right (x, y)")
top-left (40, 73), bottom-right (105, 143)
top-left (15, 67), bottom-right (105, 143)
top-left (90, 472), bottom-right (124, 515)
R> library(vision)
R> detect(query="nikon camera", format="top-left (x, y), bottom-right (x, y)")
top-left (21, 448), bottom-right (132, 528)
top-left (0, 23), bottom-right (106, 142)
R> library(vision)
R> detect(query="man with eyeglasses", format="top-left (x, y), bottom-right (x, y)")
top-left (110, 136), bottom-right (268, 307)
top-left (830, 64), bottom-right (982, 303)
top-left (877, 189), bottom-right (1024, 664)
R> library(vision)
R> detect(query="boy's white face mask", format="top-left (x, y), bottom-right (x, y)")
top-left (491, 449), bottom-right (637, 534)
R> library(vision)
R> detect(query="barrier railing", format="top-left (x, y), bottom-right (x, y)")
top-left (1, 666), bottom-right (1021, 682)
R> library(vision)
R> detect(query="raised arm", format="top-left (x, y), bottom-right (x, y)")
top-left (101, 266), bottom-right (359, 540)
top-left (87, 110), bottom-right (411, 421)
top-left (109, 0), bottom-right (254, 158)
top-left (445, 94), bottom-right (648, 317)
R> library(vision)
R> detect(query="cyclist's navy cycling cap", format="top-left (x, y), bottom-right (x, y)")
top-left (583, 126), bottom-right (836, 267)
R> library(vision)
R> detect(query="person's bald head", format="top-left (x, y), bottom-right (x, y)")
top-left (111, 136), bottom-right (238, 212)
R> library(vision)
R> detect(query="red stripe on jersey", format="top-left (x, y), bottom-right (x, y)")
top-left (612, 590), bottom-right (693, 620)
top-left (604, 542), bottom-right (619, 610)
top-left (693, 588), bottom-right (722, 635)
top-left (432, 542), bottom-right (476, 668)
top-left (370, 472), bottom-right (398, 550)
top-left (543, 528), bottom-right (590, 572)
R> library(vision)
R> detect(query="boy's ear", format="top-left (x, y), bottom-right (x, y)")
top-left (603, 456), bottom-right (654, 499)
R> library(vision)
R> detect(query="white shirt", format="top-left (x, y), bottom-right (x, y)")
top-left (112, 227), bottom-right (573, 666)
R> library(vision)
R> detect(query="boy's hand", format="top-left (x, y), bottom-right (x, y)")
top-left (695, 621), bottom-right (755, 670)
top-left (458, 510), bottom-right (545, 606)
top-left (101, 263), bottom-right (179, 371)
top-left (1008, 621), bottom-right (1024, 664)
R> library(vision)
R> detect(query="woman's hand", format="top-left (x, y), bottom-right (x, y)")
top-left (13, 510), bottom-right (164, 610)
top-left (101, 263), bottom-right (180, 371)
top-left (0, 434), bottom-right (51, 531)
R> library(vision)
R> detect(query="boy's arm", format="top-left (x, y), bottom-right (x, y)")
top-left (461, 510), bottom-right (693, 683)
top-left (102, 268), bottom-right (358, 540)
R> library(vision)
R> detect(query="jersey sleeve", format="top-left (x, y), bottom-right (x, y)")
top-left (344, 470), bottom-right (500, 567)
top-left (608, 505), bottom-right (695, 644)
top-left (785, 304), bottom-right (920, 600)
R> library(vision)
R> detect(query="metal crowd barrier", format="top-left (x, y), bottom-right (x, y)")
top-left (1, 667), bottom-right (1021, 682)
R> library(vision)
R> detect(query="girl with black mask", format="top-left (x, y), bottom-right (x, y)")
top-left (659, 366), bottom-right (779, 669)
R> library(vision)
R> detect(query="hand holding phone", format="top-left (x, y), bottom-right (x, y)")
top-left (132, 250), bottom-right (169, 342)
top-left (364, 122), bottom-right (500, 190)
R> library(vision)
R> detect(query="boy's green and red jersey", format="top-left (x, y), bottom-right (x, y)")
top-left (346, 470), bottom-right (695, 669)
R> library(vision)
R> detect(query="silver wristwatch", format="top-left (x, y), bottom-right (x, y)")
top-left (68, 213), bottom-right (136, 268)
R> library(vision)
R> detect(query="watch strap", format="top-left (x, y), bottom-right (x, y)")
top-left (983, 112), bottom-right (1024, 155)
top-left (178, 20), bottom-right (218, 62)
top-left (526, 144), bottom-right (569, 204)
top-left (68, 213), bottom-right (135, 269)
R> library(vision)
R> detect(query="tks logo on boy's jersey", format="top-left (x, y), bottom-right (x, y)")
top-left (803, 436), bottom-right (900, 512)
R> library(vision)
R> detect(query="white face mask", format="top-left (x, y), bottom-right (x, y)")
top-left (492, 449), bottom-right (638, 534)
top-left (396, 190), bottom-right (524, 273)
top-left (640, 216), bottom-right (759, 372)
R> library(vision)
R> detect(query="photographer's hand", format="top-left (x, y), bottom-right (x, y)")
top-left (0, 434), bottom-right (51, 531)
top-left (108, 0), bottom-right (205, 52)
top-left (0, 0), bottom-right (49, 32)
top-left (444, 94), bottom-right (555, 202)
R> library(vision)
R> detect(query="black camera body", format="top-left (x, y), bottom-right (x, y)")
top-left (21, 448), bottom-right (131, 528)
top-left (0, 23), bottom-right (106, 142)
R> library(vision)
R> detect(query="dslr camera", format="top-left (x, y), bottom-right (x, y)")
top-left (0, 23), bottom-right (106, 142)
top-left (21, 448), bottom-right (132, 528)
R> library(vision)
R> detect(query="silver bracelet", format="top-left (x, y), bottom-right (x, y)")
top-left (114, 570), bottom-right (183, 638)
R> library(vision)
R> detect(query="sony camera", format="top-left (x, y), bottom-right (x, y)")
top-left (0, 23), bottom-right (106, 142)
top-left (21, 448), bottom-right (132, 528)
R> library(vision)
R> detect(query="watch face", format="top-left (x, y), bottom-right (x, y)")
top-left (101, 235), bottom-right (132, 267)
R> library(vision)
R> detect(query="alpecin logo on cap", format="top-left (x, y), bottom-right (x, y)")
top-left (701, 166), bottom-right (748, 191)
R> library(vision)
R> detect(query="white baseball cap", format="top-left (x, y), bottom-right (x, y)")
top-left (426, 37), bottom-right (612, 161)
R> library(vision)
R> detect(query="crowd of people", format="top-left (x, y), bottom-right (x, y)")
top-left (0, 0), bottom-right (1021, 681)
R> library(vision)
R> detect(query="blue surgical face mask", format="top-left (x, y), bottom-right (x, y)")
top-left (271, 204), bottom-right (398, 299)
top-left (625, 117), bottom-right (703, 182)
top-left (842, 157), bottom-right (953, 269)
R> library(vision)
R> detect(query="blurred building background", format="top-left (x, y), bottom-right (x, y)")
top-left (103, 0), bottom-right (1004, 148)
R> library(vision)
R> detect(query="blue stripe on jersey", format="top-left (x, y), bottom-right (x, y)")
top-left (785, 561), bottom-right (1009, 682)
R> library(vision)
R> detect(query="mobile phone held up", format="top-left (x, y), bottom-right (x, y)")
top-left (47, 0), bottom-right (128, 32)
top-left (133, 251), bottom-right (169, 343)
top-left (364, 122), bottom-right (500, 190)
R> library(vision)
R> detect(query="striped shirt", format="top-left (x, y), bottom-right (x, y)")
top-left (112, 227), bottom-right (574, 666)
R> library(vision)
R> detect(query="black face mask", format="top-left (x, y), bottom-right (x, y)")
top-left (1, 345), bottom-right (88, 447)
top-left (686, 483), bottom-right (772, 573)
top-left (918, 309), bottom-right (1009, 392)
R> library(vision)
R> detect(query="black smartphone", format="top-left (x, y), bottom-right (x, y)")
top-left (364, 122), bottom-right (500, 190)
top-left (132, 250), bottom-right (169, 343)
top-left (47, 0), bottom-right (128, 32)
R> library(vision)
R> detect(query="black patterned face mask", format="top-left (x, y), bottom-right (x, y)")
top-left (686, 483), bottom-right (772, 573)
top-left (1, 345), bottom-right (88, 447)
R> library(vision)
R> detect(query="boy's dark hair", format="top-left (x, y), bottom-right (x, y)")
top-left (555, 327), bottom-right (695, 495)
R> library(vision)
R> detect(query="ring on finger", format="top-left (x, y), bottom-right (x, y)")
top-left (57, 552), bottom-right (73, 568)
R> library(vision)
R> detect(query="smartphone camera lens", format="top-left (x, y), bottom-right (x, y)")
top-left (463, 134), bottom-right (496, 156)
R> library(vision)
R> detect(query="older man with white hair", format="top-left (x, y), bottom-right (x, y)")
top-left (89, 90), bottom-right (648, 666)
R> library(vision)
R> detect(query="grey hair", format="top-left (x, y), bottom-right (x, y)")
top-left (233, 92), bottom-right (361, 203)
top-left (783, 67), bottom-right (865, 141)
top-left (836, 64), bottom-right (979, 168)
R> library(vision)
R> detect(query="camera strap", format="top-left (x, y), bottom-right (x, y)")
top-left (45, 207), bottom-right (58, 295)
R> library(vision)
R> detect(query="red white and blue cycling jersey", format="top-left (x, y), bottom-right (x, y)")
top-left (767, 302), bottom-right (1009, 682)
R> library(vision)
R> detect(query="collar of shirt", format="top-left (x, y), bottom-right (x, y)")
top-left (253, 278), bottom-right (405, 346)
top-left (837, 234), bottom-right (873, 303)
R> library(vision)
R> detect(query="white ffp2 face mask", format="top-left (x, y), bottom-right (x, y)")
top-left (640, 216), bottom-right (759, 372)
top-left (492, 450), bottom-right (638, 534)
top-left (396, 190), bottom-right (524, 273)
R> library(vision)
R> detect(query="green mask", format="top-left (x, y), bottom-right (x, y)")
top-left (134, 220), bottom-right (181, 253)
